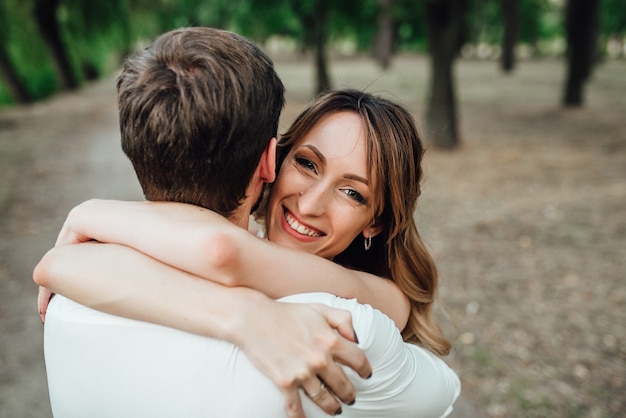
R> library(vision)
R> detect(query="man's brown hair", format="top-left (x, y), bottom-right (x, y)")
top-left (117, 27), bottom-right (284, 217)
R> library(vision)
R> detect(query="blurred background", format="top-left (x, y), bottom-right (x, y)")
top-left (1, 0), bottom-right (625, 146)
top-left (0, 0), bottom-right (624, 417)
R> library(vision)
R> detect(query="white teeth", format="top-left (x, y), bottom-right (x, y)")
top-left (285, 211), bottom-right (322, 237)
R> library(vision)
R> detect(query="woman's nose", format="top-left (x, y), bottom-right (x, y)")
top-left (297, 183), bottom-right (329, 217)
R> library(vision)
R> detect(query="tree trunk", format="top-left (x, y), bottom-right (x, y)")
top-left (424, 0), bottom-right (468, 149)
top-left (290, 0), bottom-right (332, 95)
top-left (501, 0), bottom-right (520, 73)
top-left (312, 1), bottom-right (331, 94)
top-left (34, 0), bottom-right (78, 90)
top-left (563, 0), bottom-right (600, 107)
top-left (0, 45), bottom-right (31, 104)
top-left (373, 0), bottom-right (395, 69)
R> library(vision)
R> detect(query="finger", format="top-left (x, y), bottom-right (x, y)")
top-left (54, 219), bottom-right (72, 246)
top-left (37, 300), bottom-right (45, 324)
top-left (304, 380), bottom-right (342, 416)
top-left (329, 335), bottom-right (372, 380)
top-left (308, 304), bottom-right (371, 379)
top-left (314, 304), bottom-right (358, 343)
top-left (37, 287), bottom-right (52, 323)
top-left (282, 387), bottom-right (306, 418)
top-left (313, 305), bottom-right (372, 379)
top-left (315, 363), bottom-right (356, 406)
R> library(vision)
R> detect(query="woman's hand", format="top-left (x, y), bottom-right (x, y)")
top-left (37, 286), bottom-right (54, 323)
top-left (232, 296), bottom-right (371, 417)
top-left (54, 199), bottom-right (123, 246)
top-left (36, 201), bottom-right (105, 322)
top-left (33, 241), bottom-right (372, 418)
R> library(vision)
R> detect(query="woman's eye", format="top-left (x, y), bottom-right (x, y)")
top-left (295, 157), bottom-right (316, 173)
top-left (343, 188), bottom-right (367, 205)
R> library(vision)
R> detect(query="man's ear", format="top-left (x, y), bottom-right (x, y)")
top-left (362, 222), bottom-right (384, 239)
top-left (259, 137), bottom-right (277, 183)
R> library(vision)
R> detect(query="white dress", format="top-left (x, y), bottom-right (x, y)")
top-left (44, 293), bottom-right (460, 417)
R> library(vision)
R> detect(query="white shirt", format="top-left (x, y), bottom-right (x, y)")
top-left (44, 293), bottom-right (460, 417)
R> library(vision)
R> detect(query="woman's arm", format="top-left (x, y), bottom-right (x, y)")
top-left (34, 242), bottom-right (372, 417)
top-left (284, 293), bottom-right (461, 417)
top-left (58, 199), bottom-right (410, 329)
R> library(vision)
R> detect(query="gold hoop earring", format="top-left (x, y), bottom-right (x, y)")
top-left (364, 231), bottom-right (372, 251)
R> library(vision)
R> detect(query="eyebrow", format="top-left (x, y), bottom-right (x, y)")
top-left (302, 144), bottom-right (369, 185)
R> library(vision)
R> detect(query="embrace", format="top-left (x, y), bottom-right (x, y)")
top-left (34, 27), bottom-right (460, 418)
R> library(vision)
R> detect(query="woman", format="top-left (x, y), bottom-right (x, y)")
top-left (36, 89), bottom-right (459, 417)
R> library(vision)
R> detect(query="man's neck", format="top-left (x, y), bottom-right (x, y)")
top-left (229, 175), bottom-right (264, 230)
top-left (226, 208), bottom-right (251, 230)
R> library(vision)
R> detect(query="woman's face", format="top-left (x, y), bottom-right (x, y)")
top-left (266, 111), bottom-right (378, 259)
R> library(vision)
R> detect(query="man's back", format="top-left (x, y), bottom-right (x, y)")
top-left (45, 295), bottom-right (288, 418)
top-left (45, 293), bottom-right (460, 418)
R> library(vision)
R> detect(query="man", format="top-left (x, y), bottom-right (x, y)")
top-left (36, 27), bottom-right (370, 418)
top-left (35, 27), bottom-right (460, 418)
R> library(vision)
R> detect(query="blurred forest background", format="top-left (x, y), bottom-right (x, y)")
top-left (0, 1), bottom-right (625, 418)
top-left (1, 0), bottom-right (625, 149)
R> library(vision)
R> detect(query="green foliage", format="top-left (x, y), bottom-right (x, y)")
top-left (534, 0), bottom-right (563, 40)
top-left (332, 0), bottom-right (379, 51)
top-left (466, 0), bottom-right (503, 44)
top-left (463, 0), bottom-right (562, 47)
top-left (601, 0), bottom-right (626, 36)
top-left (59, 0), bottom-right (133, 79)
top-left (0, 86), bottom-right (13, 105)
top-left (232, 0), bottom-right (380, 52)
top-left (599, 0), bottom-right (626, 57)
top-left (0, 0), bottom-right (58, 104)
top-left (228, 0), bottom-right (299, 41)
top-left (395, 1), bottom-right (427, 52)
top-left (519, 0), bottom-right (546, 44)
top-left (1, 0), bottom-right (620, 108)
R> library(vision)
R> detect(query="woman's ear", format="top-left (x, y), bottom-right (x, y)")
top-left (362, 222), bottom-right (383, 239)
top-left (259, 137), bottom-right (277, 183)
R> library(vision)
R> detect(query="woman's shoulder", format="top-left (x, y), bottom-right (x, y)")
top-left (278, 292), bottom-right (397, 346)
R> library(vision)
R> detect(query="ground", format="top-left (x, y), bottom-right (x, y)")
top-left (0, 55), bottom-right (624, 417)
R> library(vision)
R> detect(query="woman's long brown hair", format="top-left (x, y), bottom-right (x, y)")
top-left (259, 89), bottom-right (451, 357)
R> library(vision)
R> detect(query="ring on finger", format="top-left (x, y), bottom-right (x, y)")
top-left (309, 382), bottom-right (326, 400)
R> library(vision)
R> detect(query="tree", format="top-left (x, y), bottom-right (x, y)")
top-left (0, 1), bottom-right (31, 103)
top-left (33, 0), bottom-right (78, 90)
top-left (501, 0), bottom-right (520, 72)
top-left (289, 0), bottom-right (332, 93)
top-left (232, 0), bottom-right (335, 95)
top-left (372, 0), bottom-right (395, 69)
top-left (562, 0), bottom-right (600, 107)
top-left (0, 46), bottom-right (32, 104)
top-left (424, 0), bottom-right (468, 149)
top-left (62, 0), bottom-right (135, 80)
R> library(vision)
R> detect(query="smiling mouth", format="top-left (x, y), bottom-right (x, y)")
top-left (284, 209), bottom-right (324, 238)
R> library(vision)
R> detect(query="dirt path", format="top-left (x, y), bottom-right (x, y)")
top-left (1, 55), bottom-right (624, 417)
top-left (0, 78), bottom-right (142, 417)
top-left (282, 55), bottom-right (625, 417)
top-left (0, 73), bottom-right (482, 418)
